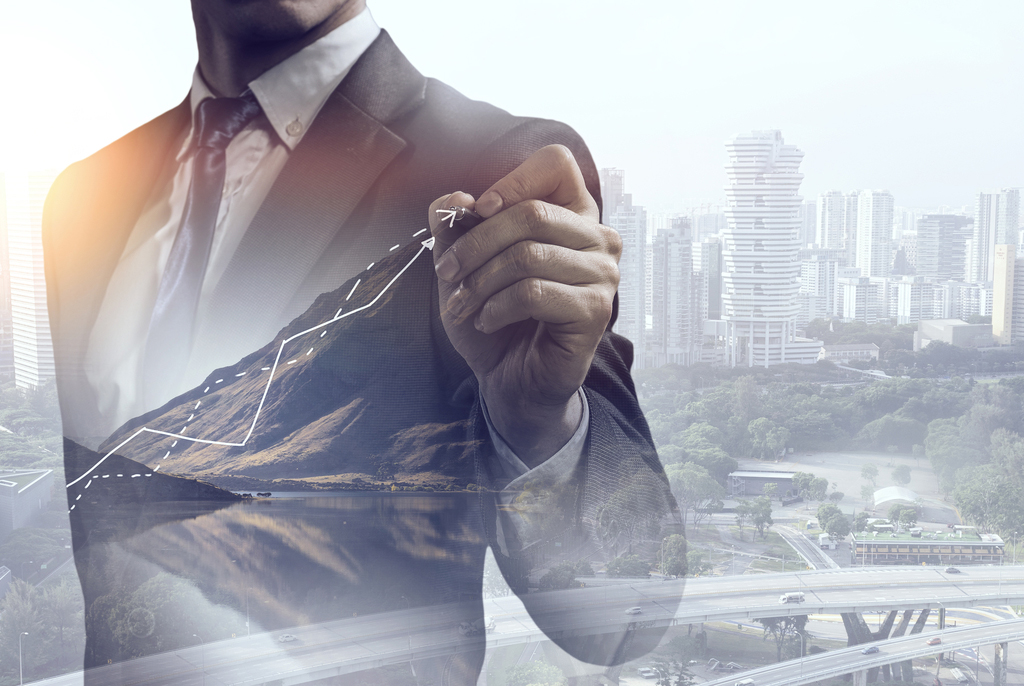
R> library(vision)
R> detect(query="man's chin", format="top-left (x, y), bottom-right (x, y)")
top-left (214, 0), bottom-right (354, 42)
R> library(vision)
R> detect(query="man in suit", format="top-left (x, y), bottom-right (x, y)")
top-left (44, 0), bottom-right (679, 682)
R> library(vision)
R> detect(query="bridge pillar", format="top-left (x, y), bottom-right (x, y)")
top-left (993, 641), bottom-right (1008, 686)
top-left (852, 669), bottom-right (868, 686)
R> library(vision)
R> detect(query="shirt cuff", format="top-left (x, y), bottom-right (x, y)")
top-left (482, 389), bottom-right (590, 556)
top-left (481, 388), bottom-right (589, 484)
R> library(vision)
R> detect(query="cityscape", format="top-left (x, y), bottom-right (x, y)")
top-left (0, 129), bottom-right (1023, 684)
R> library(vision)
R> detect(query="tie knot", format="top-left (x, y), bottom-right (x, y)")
top-left (193, 91), bottom-right (261, 151)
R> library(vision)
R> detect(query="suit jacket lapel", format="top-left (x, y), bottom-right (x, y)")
top-left (194, 30), bottom-right (426, 364)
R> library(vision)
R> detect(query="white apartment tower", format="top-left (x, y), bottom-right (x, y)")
top-left (855, 190), bottom-right (894, 278)
top-left (721, 131), bottom-right (820, 367)
top-left (969, 189), bottom-right (1020, 284)
top-left (6, 171), bottom-right (57, 390)
top-left (816, 190), bottom-right (859, 265)
top-left (601, 169), bottom-right (646, 357)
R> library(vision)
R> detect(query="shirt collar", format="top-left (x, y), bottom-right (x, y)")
top-left (186, 7), bottom-right (381, 152)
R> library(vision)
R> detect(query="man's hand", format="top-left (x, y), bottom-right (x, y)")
top-left (427, 145), bottom-right (621, 468)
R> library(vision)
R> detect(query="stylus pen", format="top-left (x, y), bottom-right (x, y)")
top-left (448, 205), bottom-right (484, 231)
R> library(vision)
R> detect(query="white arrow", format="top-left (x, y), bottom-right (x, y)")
top-left (434, 207), bottom-right (458, 228)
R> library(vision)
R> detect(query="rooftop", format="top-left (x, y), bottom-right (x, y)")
top-left (822, 343), bottom-right (880, 352)
top-left (853, 530), bottom-right (1002, 544)
top-left (728, 471), bottom-right (798, 479)
top-left (0, 469), bottom-right (52, 493)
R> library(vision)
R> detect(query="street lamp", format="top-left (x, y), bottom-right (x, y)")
top-left (19, 632), bottom-right (28, 685)
top-left (193, 633), bottom-right (206, 685)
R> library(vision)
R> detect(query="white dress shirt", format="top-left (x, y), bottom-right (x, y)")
top-left (77, 7), bottom-right (588, 481)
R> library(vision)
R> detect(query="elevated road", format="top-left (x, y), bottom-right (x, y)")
top-left (703, 618), bottom-right (1024, 686)
top-left (27, 566), bottom-right (1024, 686)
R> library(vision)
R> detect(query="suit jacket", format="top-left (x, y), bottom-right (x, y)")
top-left (44, 30), bottom-right (679, 685)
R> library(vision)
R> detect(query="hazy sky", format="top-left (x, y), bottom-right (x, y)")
top-left (3, 1), bottom-right (1021, 211)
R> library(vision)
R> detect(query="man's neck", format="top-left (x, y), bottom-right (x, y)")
top-left (193, 1), bottom-right (366, 97)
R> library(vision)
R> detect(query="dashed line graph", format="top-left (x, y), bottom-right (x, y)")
top-left (66, 234), bottom-right (437, 496)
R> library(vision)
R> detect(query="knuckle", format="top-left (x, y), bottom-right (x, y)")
top-left (519, 278), bottom-right (545, 309)
top-left (518, 199), bottom-right (550, 231)
top-left (601, 225), bottom-right (623, 258)
top-left (510, 241), bottom-right (545, 275)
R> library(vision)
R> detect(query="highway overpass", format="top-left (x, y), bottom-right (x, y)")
top-left (26, 566), bottom-right (1024, 686)
top-left (702, 617), bottom-right (1024, 686)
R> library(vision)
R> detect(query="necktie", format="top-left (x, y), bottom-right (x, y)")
top-left (143, 92), bottom-right (262, 408)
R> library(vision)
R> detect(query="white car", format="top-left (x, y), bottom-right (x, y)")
top-left (277, 633), bottom-right (297, 643)
top-left (624, 606), bottom-right (643, 615)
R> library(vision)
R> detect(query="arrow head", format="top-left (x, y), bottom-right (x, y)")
top-left (421, 236), bottom-right (436, 250)
top-left (434, 207), bottom-right (458, 228)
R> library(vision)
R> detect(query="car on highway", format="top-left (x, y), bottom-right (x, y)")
top-left (778, 591), bottom-right (805, 604)
top-left (624, 606), bottom-right (643, 615)
top-left (945, 566), bottom-right (961, 574)
top-left (861, 645), bottom-right (880, 654)
top-left (277, 634), bottom-right (297, 643)
top-left (637, 667), bottom-right (658, 679)
top-left (926, 636), bottom-right (942, 646)
top-left (734, 679), bottom-right (755, 686)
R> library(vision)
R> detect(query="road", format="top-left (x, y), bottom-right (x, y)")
top-left (702, 618), bottom-right (1024, 686)
top-left (776, 525), bottom-right (841, 570)
top-left (25, 566), bottom-right (1024, 686)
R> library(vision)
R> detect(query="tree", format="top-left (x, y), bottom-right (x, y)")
top-left (756, 615), bottom-right (808, 661)
top-left (0, 580), bottom-right (44, 679)
top-left (887, 503), bottom-right (918, 531)
top-left (665, 462), bottom-right (726, 532)
top-left (750, 496), bottom-right (774, 539)
top-left (39, 578), bottom-right (84, 666)
top-left (891, 464), bottom-right (912, 487)
top-left (854, 511), bottom-right (872, 532)
top-left (860, 484), bottom-right (875, 502)
top-left (605, 555), bottom-right (650, 578)
top-left (748, 418), bottom-right (789, 460)
top-left (538, 561), bottom-right (578, 591)
top-left (828, 491), bottom-right (845, 505)
top-left (660, 535), bottom-right (688, 577)
top-left (506, 662), bottom-right (566, 686)
top-left (686, 550), bottom-right (713, 577)
top-left (763, 482), bottom-right (778, 500)
top-left (864, 464), bottom-right (880, 491)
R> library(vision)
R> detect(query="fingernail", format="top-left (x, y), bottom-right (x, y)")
top-left (447, 288), bottom-right (466, 317)
top-left (431, 193), bottom-right (455, 233)
top-left (435, 249), bottom-right (459, 281)
top-left (476, 192), bottom-right (503, 217)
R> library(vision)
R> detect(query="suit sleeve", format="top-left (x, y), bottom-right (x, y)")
top-left (460, 119), bottom-right (682, 665)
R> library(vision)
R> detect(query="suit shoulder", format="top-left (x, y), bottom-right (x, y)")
top-left (44, 102), bottom-right (189, 242)
top-left (417, 79), bottom-right (599, 205)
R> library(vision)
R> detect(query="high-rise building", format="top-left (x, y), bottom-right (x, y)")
top-left (721, 131), bottom-right (821, 367)
top-left (798, 200), bottom-right (816, 248)
top-left (993, 244), bottom-right (1016, 345)
top-left (836, 274), bottom-right (883, 324)
top-left (796, 247), bottom-right (846, 328)
top-left (969, 189), bottom-right (1020, 284)
top-left (855, 190), bottom-right (894, 278)
top-left (649, 217), bottom-right (700, 366)
top-left (0, 175), bottom-right (13, 380)
top-left (697, 237), bottom-right (723, 321)
top-left (816, 190), bottom-right (859, 265)
top-left (601, 168), bottom-right (646, 357)
top-left (915, 214), bottom-right (972, 282)
top-left (6, 171), bottom-right (57, 390)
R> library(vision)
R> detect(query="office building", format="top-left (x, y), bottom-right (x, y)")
top-left (648, 217), bottom-right (700, 367)
top-left (6, 171), bottom-right (57, 390)
top-left (720, 131), bottom-right (821, 366)
top-left (600, 169), bottom-right (646, 355)
top-left (798, 200), bottom-right (816, 247)
top-left (855, 190), bottom-right (894, 278)
top-left (915, 214), bottom-right (972, 282)
top-left (992, 244), bottom-right (1024, 345)
top-left (914, 319), bottom-right (993, 351)
top-left (969, 189), bottom-right (1020, 284)
top-left (836, 274), bottom-right (883, 324)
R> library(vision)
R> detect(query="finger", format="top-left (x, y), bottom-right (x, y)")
top-left (427, 190), bottom-right (477, 258)
top-left (446, 242), bottom-right (618, 325)
top-left (474, 278), bottom-right (613, 335)
top-left (475, 144), bottom-right (598, 221)
top-left (435, 201), bottom-right (621, 283)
